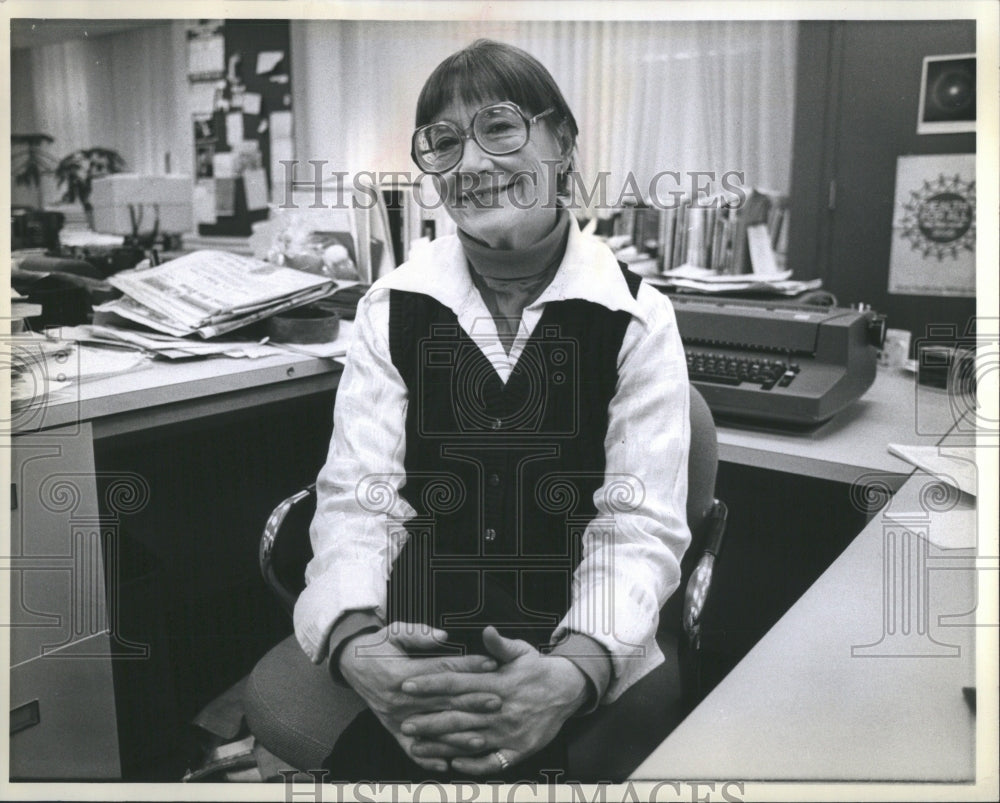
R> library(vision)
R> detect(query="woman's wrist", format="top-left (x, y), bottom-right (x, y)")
top-left (545, 655), bottom-right (592, 716)
top-left (328, 611), bottom-right (384, 683)
top-left (549, 633), bottom-right (612, 713)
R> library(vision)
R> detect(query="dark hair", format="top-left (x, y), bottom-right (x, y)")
top-left (415, 39), bottom-right (579, 188)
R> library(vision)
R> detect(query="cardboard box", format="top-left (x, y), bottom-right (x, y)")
top-left (91, 174), bottom-right (194, 235)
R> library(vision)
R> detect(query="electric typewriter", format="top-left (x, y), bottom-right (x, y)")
top-left (672, 296), bottom-right (885, 427)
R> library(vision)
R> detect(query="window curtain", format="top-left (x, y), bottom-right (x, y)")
top-left (291, 20), bottom-right (797, 213)
top-left (16, 21), bottom-right (192, 205)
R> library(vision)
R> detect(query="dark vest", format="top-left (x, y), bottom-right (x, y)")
top-left (386, 267), bottom-right (642, 655)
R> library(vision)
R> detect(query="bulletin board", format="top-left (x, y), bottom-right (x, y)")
top-left (187, 19), bottom-right (294, 236)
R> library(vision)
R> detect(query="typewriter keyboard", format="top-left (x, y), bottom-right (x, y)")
top-left (686, 350), bottom-right (799, 390)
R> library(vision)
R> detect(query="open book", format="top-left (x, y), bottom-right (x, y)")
top-left (96, 250), bottom-right (335, 338)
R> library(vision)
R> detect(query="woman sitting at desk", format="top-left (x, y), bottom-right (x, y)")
top-left (294, 39), bottom-right (691, 782)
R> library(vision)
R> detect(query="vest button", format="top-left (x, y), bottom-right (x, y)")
top-left (491, 418), bottom-right (502, 430)
top-left (484, 527), bottom-right (497, 542)
top-left (487, 473), bottom-right (501, 487)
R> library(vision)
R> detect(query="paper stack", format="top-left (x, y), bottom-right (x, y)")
top-left (10, 333), bottom-right (149, 410)
top-left (887, 444), bottom-right (977, 497)
top-left (645, 265), bottom-right (823, 296)
top-left (96, 250), bottom-right (336, 338)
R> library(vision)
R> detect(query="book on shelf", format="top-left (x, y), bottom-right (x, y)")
top-left (729, 188), bottom-right (779, 275)
top-left (671, 199), bottom-right (689, 272)
top-left (657, 207), bottom-right (677, 272)
top-left (685, 206), bottom-right (711, 269)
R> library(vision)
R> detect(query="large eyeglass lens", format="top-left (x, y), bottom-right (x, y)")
top-left (414, 125), bottom-right (461, 172)
top-left (473, 105), bottom-right (528, 152)
top-left (414, 104), bottom-right (529, 172)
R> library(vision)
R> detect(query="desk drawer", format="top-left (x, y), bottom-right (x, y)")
top-left (9, 426), bottom-right (108, 667)
top-left (9, 632), bottom-right (120, 780)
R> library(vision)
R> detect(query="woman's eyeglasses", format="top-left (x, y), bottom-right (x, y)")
top-left (411, 101), bottom-right (554, 174)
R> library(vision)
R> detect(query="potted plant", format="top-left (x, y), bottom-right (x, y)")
top-left (55, 146), bottom-right (126, 229)
top-left (11, 132), bottom-right (57, 209)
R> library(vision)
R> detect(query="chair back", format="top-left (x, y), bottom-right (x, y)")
top-left (658, 385), bottom-right (719, 637)
top-left (686, 385), bottom-right (719, 539)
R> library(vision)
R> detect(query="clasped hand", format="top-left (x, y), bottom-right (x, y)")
top-left (339, 623), bottom-right (588, 775)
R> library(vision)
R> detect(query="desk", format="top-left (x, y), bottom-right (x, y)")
top-left (22, 349), bottom-right (338, 437)
top-left (6, 343), bottom-right (970, 780)
top-left (33, 354), bottom-right (949, 475)
top-left (713, 367), bottom-right (962, 486)
top-left (9, 349), bottom-right (343, 780)
top-left (633, 470), bottom-right (979, 782)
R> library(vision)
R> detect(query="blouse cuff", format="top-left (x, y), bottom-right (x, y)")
top-left (549, 633), bottom-right (613, 714)
top-left (326, 610), bottom-right (384, 686)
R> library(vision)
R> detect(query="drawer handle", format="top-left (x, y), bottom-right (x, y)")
top-left (10, 699), bottom-right (40, 735)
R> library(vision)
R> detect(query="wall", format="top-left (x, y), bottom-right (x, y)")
top-left (788, 21), bottom-right (976, 343)
top-left (9, 21), bottom-right (193, 206)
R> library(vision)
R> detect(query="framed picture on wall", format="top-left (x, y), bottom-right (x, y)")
top-left (917, 53), bottom-right (976, 134)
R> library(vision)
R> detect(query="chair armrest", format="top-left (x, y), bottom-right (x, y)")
top-left (701, 499), bottom-right (727, 558)
top-left (260, 484), bottom-right (316, 615)
top-left (682, 499), bottom-right (728, 644)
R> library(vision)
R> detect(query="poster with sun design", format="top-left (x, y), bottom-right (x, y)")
top-left (888, 154), bottom-right (975, 297)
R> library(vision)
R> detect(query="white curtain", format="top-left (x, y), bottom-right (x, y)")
top-left (13, 19), bottom-right (796, 213)
top-left (16, 21), bottom-right (192, 205)
top-left (291, 20), bottom-right (797, 212)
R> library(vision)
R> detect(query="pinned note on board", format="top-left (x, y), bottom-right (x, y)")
top-left (193, 180), bottom-right (217, 224)
top-left (225, 113), bottom-right (244, 148)
top-left (243, 168), bottom-right (269, 212)
top-left (212, 152), bottom-right (236, 179)
top-left (189, 82), bottom-right (219, 117)
top-left (215, 178), bottom-right (237, 217)
top-left (256, 50), bottom-right (285, 74)
top-left (242, 92), bottom-right (262, 116)
top-left (270, 111), bottom-right (293, 139)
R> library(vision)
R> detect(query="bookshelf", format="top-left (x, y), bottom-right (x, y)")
top-left (611, 189), bottom-right (789, 277)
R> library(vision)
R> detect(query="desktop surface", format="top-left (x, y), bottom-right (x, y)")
top-left (21, 344), bottom-right (950, 471)
top-left (713, 366), bottom-right (960, 484)
top-left (633, 470), bottom-right (978, 782)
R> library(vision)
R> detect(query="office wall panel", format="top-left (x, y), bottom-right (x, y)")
top-left (788, 21), bottom-right (976, 350)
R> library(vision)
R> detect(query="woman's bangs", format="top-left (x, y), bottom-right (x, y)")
top-left (416, 49), bottom-right (548, 125)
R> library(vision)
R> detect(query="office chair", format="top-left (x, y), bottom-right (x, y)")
top-left (244, 385), bottom-right (727, 778)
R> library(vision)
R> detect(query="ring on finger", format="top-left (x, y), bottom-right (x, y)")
top-left (495, 750), bottom-right (510, 770)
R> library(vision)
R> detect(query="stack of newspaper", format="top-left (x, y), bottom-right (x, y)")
top-left (95, 250), bottom-right (336, 338)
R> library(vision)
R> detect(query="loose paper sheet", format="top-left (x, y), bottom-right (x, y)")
top-left (256, 50), bottom-right (285, 74)
top-left (243, 168), bottom-right (269, 211)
